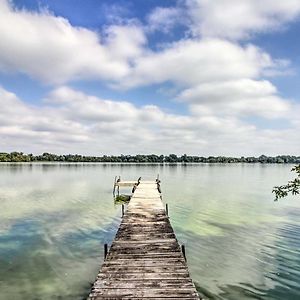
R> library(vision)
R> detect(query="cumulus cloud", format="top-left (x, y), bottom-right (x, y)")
top-left (0, 86), bottom-right (299, 156)
top-left (0, 0), bottom-right (146, 84)
top-left (185, 0), bottom-right (300, 40)
top-left (118, 39), bottom-right (291, 121)
top-left (0, 0), bottom-right (294, 88)
top-left (120, 38), bottom-right (285, 89)
top-left (179, 79), bottom-right (291, 119)
top-left (0, 86), bottom-right (89, 147)
top-left (103, 24), bottom-right (146, 60)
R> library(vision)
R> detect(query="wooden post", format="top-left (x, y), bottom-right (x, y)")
top-left (104, 243), bottom-right (108, 259)
top-left (181, 244), bottom-right (186, 261)
top-left (157, 183), bottom-right (161, 193)
top-left (165, 203), bottom-right (168, 216)
top-left (132, 183), bottom-right (137, 193)
top-left (122, 204), bottom-right (124, 217)
top-left (113, 176), bottom-right (117, 195)
top-left (137, 177), bottom-right (141, 185)
top-left (116, 176), bottom-right (120, 196)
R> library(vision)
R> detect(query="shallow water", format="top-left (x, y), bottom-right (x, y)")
top-left (0, 163), bottom-right (299, 300)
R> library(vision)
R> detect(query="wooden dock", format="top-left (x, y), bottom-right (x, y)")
top-left (87, 179), bottom-right (200, 299)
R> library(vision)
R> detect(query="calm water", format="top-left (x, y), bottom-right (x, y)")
top-left (0, 163), bottom-right (300, 300)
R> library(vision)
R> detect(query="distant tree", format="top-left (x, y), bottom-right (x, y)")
top-left (181, 154), bottom-right (188, 163)
top-left (0, 152), bottom-right (300, 164)
top-left (0, 152), bottom-right (9, 162)
top-left (273, 165), bottom-right (300, 200)
top-left (165, 154), bottom-right (178, 163)
top-left (159, 155), bottom-right (164, 163)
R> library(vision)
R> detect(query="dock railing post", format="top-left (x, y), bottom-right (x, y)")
top-left (113, 176), bottom-right (117, 196)
top-left (156, 176), bottom-right (161, 193)
top-left (165, 203), bottom-right (168, 216)
top-left (104, 243), bottom-right (108, 259)
top-left (122, 204), bottom-right (124, 217)
top-left (181, 244), bottom-right (186, 261)
top-left (116, 176), bottom-right (120, 196)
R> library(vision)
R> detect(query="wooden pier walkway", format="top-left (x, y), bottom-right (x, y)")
top-left (87, 180), bottom-right (200, 299)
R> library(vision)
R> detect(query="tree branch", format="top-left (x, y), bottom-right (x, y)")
top-left (273, 165), bottom-right (300, 200)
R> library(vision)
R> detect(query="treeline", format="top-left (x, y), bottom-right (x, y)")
top-left (0, 152), bottom-right (300, 163)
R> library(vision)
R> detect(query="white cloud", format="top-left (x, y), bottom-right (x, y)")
top-left (179, 79), bottom-right (291, 119)
top-left (0, 0), bottom-right (146, 84)
top-left (0, 0), bottom-right (293, 89)
top-left (121, 38), bottom-right (275, 88)
top-left (0, 86), bottom-right (299, 156)
top-left (185, 0), bottom-right (300, 39)
top-left (103, 24), bottom-right (146, 60)
top-left (113, 35), bottom-right (292, 121)
top-left (0, 86), bottom-right (89, 146)
top-left (180, 79), bottom-right (277, 103)
top-left (46, 86), bottom-right (139, 122)
top-left (147, 6), bottom-right (185, 33)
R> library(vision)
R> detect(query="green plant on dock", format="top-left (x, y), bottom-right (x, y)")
top-left (114, 194), bottom-right (131, 204)
top-left (273, 165), bottom-right (300, 200)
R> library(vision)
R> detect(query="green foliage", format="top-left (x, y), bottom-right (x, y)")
top-left (273, 165), bottom-right (300, 200)
top-left (114, 194), bottom-right (131, 204)
top-left (0, 152), bottom-right (31, 162)
top-left (0, 152), bottom-right (300, 164)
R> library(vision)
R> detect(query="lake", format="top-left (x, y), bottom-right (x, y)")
top-left (0, 163), bottom-right (300, 300)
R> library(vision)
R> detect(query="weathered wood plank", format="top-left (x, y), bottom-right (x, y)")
top-left (106, 254), bottom-right (183, 260)
top-left (89, 288), bottom-right (199, 297)
top-left (92, 278), bottom-right (196, 289)
top-left (87, 180), bottom-right (200, 299)
top-left (115, 233), bottom-right (176, 241)
top-left (96, 272), bottom-right (193, 281)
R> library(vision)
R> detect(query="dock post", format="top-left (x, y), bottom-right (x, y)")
top-left (117, 176), bottom-right (120, 196)
top-left (165, 203), bottom-right (168, 216)
top-left (181, 244), bottom-right (186, 261)
top-left (157, 182), bottom-right (161, 193)
top-left (137, 177), bottom-right (141, 185)
top-left (113, 176), bottom-right (117, 196)
top-left (122, 204), bottom-right (124, 217)
top-left (104, 243), bottom-right (108, 259)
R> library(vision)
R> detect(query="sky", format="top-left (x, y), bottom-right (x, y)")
top-left (0, 0), bottom-right (300, 156)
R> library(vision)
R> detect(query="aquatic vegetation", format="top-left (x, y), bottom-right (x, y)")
top-left (114, 194), bottom-right (131, 204)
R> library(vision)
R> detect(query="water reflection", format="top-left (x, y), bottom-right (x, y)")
top-left (0, 163), bottom-right (299, 300)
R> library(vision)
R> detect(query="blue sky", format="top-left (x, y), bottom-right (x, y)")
top-left (0, 0), bottom-right (300, 155)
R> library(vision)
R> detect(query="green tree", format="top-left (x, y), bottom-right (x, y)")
top-left (273, 165), bottom-right (300, 200)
